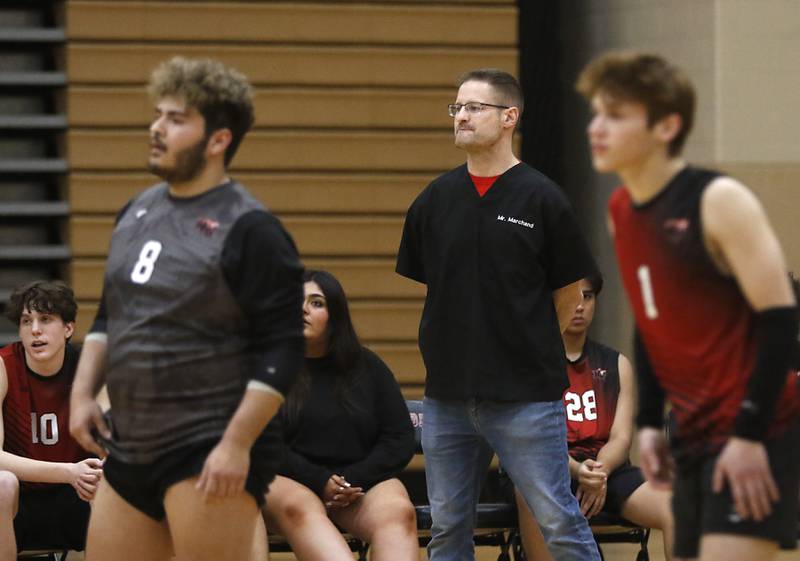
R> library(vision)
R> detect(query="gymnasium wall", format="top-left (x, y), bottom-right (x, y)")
top-left (556, 0), bottom-right (800, 356)
top-left (65, 1), bottom-right (796, 389)
top-left (64, 0), bottom-right (518, 397)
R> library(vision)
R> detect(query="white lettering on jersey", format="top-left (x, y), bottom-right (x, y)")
top-left (131, 240), bottom-right (163, 284)
top-left (30, 412), bottom-right (59, 445)
top-left (637, 265), bottom-right (659, 319)
top-left (564, 390), bottom-right (598, 422)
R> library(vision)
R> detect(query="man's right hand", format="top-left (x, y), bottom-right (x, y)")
top-left (638, 427), bottom-right (673, 489)
top-left (576, 459), bottom-right (607, 490)
top-left (69, 394), bottom-right (110, 458)
top-left (575, 459), bottom-right (608, 517)
top-left (576, 481), bottom-right (607, 518)
top-left (69, 457), bottom-right (104, 502)
top-left (712, 437), bottom-right (779, 521)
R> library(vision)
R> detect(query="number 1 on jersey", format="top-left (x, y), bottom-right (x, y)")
top-left (131, 240), bottom-right (162, 284)
top-left (637, 265), bottom-right (659, 319)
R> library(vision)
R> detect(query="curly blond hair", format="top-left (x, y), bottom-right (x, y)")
top-left (148, 56), bottom-right (254, 166)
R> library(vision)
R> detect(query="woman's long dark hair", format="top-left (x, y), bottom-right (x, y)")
top-left (286, 269), bottom-right (365, 420)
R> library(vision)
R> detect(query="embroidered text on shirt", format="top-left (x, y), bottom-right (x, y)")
top-left (498, 215), bottom-right (535, 229)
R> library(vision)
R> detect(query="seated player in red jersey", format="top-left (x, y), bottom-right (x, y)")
top-left (515, 274), bottom-right (674, 561)
top-left (0, 281), bottom-right (103, 560)
top-left (577, 52), bottom-right (799, 561)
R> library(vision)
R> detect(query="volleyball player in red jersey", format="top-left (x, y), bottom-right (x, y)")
top-left (577, 52), bottom-right (799, 561)
top-left (515, 274), bottom-right (674, 560)
top-left (0, 281), bottom-right (103, 560)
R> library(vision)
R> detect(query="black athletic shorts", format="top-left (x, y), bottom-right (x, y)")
top-left (571, 463), bottom-right (645, 517)
top-left (672, 420), bottom-right (800, 559)
top-left (14, 484), bottom-right (90, 551)
top-left (104, 435), bottom-right (280, 521)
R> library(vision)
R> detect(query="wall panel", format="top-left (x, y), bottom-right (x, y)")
top-left (66, 0), bottom-right (518, 391)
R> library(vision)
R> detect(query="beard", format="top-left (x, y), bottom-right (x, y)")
top-left (148, 135), bottom-right (208, 183)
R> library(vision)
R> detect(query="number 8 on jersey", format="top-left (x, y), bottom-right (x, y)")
top-left (131, 240), bottom-right (163, 284)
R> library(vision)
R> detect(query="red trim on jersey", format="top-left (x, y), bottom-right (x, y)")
top-left (563, 341), bottom-right (621, 461)
top-left (1, 342), bottom-right (89, 490)
top-left (565, 359), bottom-right (616, 460)
top-left (469, 173), bottom-right (500, 197)
top-left (608, 185), bottom-right (800, 456)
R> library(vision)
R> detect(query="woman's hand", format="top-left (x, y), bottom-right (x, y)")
top-left (323, 474), bottom-right (364, 509)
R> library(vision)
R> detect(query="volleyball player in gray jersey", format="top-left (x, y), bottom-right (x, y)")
top-left (69, 57), bottom-right (304, 561)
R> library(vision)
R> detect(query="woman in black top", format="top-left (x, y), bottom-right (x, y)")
top-left (264, 270), bottom-right (418, 561)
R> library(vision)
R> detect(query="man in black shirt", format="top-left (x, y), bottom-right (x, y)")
top-left (69, 57), bottom-right (304, 561)
top-left (397, 69), bottom-right (600, 561)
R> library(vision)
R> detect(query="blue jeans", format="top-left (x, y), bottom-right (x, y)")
top-left (422, 397), bottom-right (600, 561)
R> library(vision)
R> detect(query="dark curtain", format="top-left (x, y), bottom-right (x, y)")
top-left (518, 1), bottom-right (563, 187)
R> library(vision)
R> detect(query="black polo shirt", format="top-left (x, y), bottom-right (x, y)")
top-left (396, 162), bottom-right (596, 402)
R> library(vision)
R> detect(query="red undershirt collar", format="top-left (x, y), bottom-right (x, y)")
top-left (469, 173), bottom-right (500, 197)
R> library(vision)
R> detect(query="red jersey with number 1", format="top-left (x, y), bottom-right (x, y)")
top-left (1, 342), bottom-right (89, 489)
top-left (608, 166), bottom-right (800, 463)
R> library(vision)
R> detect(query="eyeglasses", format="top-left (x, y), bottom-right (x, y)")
top-left (448, 102), bottom-right (510, 117)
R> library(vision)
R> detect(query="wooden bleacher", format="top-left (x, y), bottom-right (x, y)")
top-left (65, 0), bottom-right (518, 399)
top-left (0, 1), bottom-right (69, 344)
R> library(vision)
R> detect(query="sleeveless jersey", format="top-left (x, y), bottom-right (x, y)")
top-left (565, 340), bottom-right (620, 462)
top-left (102, 181), bottom-right (266, 463)
top-left (1, 342), bottom-right (88, 489)
top-left (608, 166), bottom-right (800, 461)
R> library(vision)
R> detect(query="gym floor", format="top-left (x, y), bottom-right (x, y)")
top-left (64, 530), bottom-right (800, 560)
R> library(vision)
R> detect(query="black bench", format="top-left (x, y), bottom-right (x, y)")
top-left (17, 550), bottom-right (68, 561)
top-left (407, 399), bottom-right (526, 561)
top-left (407, 399), bottom-right (650, 561)
top-left (268, 400), bottom-right (524, 561)
top-left (269, 399), bottom-right (649, 561)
